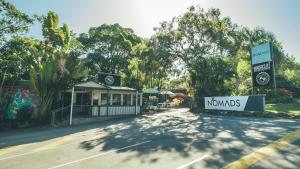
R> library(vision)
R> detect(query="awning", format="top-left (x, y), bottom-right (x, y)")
top-left (74, 81), bottom-right (107, 89)
top-left (143, 88), bottom-right (159, 94)
top-left (69, 81), bottom-right (137, 92)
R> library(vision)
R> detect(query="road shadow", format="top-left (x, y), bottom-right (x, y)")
top-left (1, 108), bottom-right (298, 169)
top-left (77, 108), bottom-right (300, 168)
top-left (0, 116), bottom-right (135, 148)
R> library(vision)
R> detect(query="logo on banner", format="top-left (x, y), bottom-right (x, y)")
top-left (98, 72), bottom-right (121, 86)
top-left (104, 75), bottom-right (115, 85)
top-left (256, 72), bottom-right (270, 85)
top-left (252, 61), bottom-right (273, 87)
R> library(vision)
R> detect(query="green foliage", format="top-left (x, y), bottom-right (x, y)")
top-left (42, 12), bottom-right (71, 51)
top-left (266, 99), bottom-right (300, 115)
top-left (30, 60), bottom-right (56, 119)
top-left (28, 11), bottom-right (88, 121)
top-left (78, 24), bottom-right (141, 77)
top-left (2, 3), bottom-right (300, 124)
top-left (151, 6), bottom-right (237, 99)
top-left (190, 56), bottom-right (234, 98)
top-left (225, 50), bottom-right (253, 95)
top-left (0, 0), bottom-right (33, 43)
top-left (151, 5), bottom-right (300, 103)
top-left (0, 37), bottom-right (41, 82)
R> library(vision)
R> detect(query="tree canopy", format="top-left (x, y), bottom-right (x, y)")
top-left (0, 0), bottom-right (33, 44)
top-left (1, 1), bottom-right (300, 122)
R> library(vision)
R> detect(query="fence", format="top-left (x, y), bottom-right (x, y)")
top-left (51, 105), bottom-right (141, 126)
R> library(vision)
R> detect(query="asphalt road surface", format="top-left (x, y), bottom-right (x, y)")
top-left (0, 108), bottom-right (299, 169)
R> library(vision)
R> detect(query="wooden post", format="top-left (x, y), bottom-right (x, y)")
top-left (69, 87), bottom-right (74, 126)
top-left (121, 94), bottom-right (124, 106)
top-left (135, 91), bottom-right (138, 115)
top-left (140, 93), bottom-right (143, 106)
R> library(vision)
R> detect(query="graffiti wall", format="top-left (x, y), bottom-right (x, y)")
top-left (6, 89), bottom-right (39, 120)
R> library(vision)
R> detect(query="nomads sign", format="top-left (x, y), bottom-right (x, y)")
top-left (251, 42), bottom-right (274, 87)
top-left (204, 96), bottom-right (265, 112)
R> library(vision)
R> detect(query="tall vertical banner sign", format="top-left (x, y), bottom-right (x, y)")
top-left (251, 42), bottom-right (275, 88)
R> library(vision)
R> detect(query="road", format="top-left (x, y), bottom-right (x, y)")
top-left (0, 108), bottom-right (299, 169)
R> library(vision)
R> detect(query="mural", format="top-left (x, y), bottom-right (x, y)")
top-left (6, 89), bottom-right (39, 120)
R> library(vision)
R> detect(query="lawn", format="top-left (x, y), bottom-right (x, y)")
top-left (266, 99), bottom-right (300, 116)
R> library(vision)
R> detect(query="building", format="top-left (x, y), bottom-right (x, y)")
top-left (68, 81), bottom-right (143, 125)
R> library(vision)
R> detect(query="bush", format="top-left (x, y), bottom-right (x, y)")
top-left (266, 88), bottom-right (295, 104)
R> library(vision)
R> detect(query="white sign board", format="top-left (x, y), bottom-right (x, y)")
top-left (204, 96), bottom-right (265, 112)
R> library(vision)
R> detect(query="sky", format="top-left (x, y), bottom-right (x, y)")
top-left (8, 0), bottom-right (300, 62)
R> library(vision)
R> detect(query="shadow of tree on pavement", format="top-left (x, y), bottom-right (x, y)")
top-left (78, 108), bottom-right (300, 168)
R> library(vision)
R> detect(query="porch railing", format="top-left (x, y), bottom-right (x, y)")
top-left (51, 105), bottom-right (141, 126)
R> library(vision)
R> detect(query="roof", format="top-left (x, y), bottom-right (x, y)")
top-left (108, 86), bottom-right (136, 91)
top-left (143, 88), bottom-right (159, 94)
top-left (75, 81), bottom-right (107, 89)
top-left (73, 81), bottom-right (137, 92)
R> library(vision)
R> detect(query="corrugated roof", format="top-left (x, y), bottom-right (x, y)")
top-left (75, 81), bottom-right (106, 89)
top-left (108, 86), bottom-right (136, 91)
top-left (73, 81), bottom-right (137, 91)
top-left (143, 88), bottom-right (159, 94)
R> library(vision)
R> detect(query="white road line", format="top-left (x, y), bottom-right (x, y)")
top-left (175, 154), bottom-right (210, 169)
top-left (48, 140), bottom-right (151, 169)
top-left (0, 151), bottom-right (36, 161)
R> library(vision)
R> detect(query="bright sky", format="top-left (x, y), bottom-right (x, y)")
top-left (8, 0), bottom-right (300, 62)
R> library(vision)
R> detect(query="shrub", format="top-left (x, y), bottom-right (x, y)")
top-left (267, 88), bottom-right (295, 104)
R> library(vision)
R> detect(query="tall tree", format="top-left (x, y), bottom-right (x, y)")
top-left (0, 37), bottom-right (40, 82)
top-left (152, 5), bottom-right (297, 101)
top-left (153, 6), bottom-right (236, 99)
top-left (30, 12), bottom-right (88, 122)
top-left (0, 0), bottom-right (33, 44)
top-left (0, 0), bottom-right (33, 99)
top-left (78, 24), bottom-right (141, 78)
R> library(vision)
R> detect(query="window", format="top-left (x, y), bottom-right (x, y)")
top-left (123, 94), bottom-right (132, 106)
top-left (137, 94), bottom-right (141, 106)
top-left (133, 94), bottom-right (136, 105)
top-left (101, 93), bottom-right (108, 105)
top-left (93, 99), bottom-right (98, 106)
top-left (112, 94), bottom-right (121, 105)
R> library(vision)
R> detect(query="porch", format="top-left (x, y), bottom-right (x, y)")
top-left (67, 81), bottom-right (143, 125)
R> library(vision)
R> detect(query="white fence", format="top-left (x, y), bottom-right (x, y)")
top-left (73, 105), bottom-right (141, 117)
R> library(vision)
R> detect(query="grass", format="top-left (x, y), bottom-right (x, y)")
top-left (266, 99), bottom-right (300, 116)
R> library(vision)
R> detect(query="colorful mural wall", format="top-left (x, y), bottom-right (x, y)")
top-left (6, 89), bottom-right (39, 120)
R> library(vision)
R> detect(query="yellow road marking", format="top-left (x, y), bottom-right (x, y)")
top-left (0, 136), bottom-right (73, 157)
top-left (222, 128), bottom-right (300, 169)
top-left (33, 136), bottom-right (73, 152)
top-left (0, 144), bottom-right (32, 156)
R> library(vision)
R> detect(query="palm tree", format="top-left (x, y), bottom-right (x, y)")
top-left (29, 12), bottom-right (88, 124)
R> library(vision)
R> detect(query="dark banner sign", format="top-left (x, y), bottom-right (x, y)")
top-left (251, 42), bottom-right (275, 88)
top-left (204, 95), bottom-right (265, 112)
top-left (252, 61), bottom-right (274, 87)
top-left (98, 72), bottom-right (121, 86)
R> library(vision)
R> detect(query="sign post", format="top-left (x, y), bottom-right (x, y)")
top-left (251, 42), bottom-right (276, 95)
